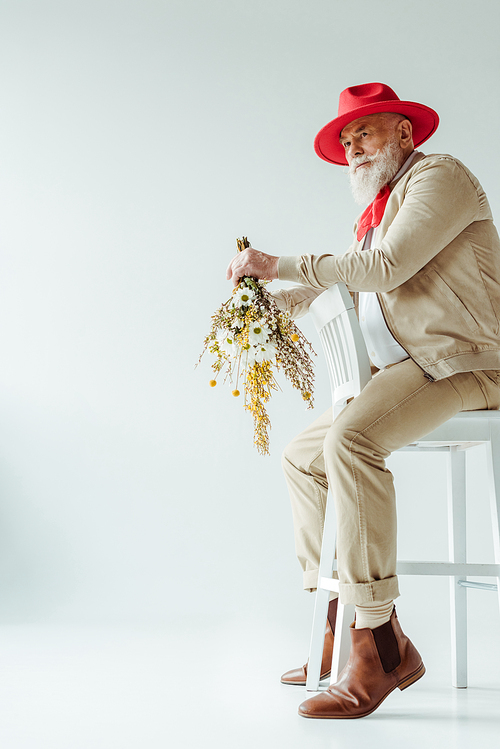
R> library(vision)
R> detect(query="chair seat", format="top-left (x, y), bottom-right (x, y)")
top-left (408, 408), bottom-right (500, 445)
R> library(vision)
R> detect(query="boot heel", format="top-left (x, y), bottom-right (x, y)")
top-left (398, 663), bottom-right (426, 691)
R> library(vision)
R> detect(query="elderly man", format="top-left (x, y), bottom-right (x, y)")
top-left (226, 82), bottom-right (500, 719)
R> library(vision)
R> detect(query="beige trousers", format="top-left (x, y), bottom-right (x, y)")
top-left (282, 358), bottom-right (500, 605)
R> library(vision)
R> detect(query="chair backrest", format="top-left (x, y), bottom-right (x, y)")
top-left (309, 283), bottom-right (372, 415)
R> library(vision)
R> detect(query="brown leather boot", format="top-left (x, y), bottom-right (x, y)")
top-left (281, 598), bottom-right (338, 686)
top-left (298, 608), bottom-right (425, 718)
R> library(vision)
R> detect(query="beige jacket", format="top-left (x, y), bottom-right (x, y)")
top-left (275, 152), bottom-right (500, 380)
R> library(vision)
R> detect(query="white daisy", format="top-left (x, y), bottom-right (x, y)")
top-left (248, 321), bottom-right (270, 345)
top-left (254, 342), bottom-right (276, 363)
top-left (217, 329), bottom-right (241, 357)
top-left (232, 285), bottom-right (256, 307)
top-left (242, 344), bottom-right (257, 365)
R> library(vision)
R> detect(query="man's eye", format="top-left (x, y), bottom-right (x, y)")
top-left (343, 142), bottom-right (350, 149)
top-left (361, 132), bottom-right (368, 138)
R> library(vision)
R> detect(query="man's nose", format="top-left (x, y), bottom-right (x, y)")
top-left (346, 140), bottom-right (363, 162)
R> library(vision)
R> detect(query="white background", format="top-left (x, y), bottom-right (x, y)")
top-left (0, 1), bottom-right (499, 745)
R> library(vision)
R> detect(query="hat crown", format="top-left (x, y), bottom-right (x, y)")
top-left (338, 82), bottom-right (400, 118)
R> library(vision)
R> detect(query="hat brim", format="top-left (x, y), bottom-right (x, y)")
top-left (314, 100), bottom-right (439, 165)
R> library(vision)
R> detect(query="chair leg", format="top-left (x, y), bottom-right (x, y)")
top-left (306, 586), bottom-right (330, 692)
top-left (485, 423), bottom-right (500, 621)
top-left (449, 578), bottom-right (468, 688)
top-left (447, 446), bottom-right (468, 688)
top-left (329, 601), bottom-right (355, 685)
top-left (306, 492), bottom-right (338, 692)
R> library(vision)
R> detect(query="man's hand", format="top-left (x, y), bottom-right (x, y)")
top-left (226, 247), bottom-right (279, 287)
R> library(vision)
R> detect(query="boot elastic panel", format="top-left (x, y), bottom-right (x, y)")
top-left (372, 617), bottom-right (401, 673)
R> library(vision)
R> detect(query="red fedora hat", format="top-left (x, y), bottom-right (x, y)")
top-left (314, 82), bottom-right (439, 166)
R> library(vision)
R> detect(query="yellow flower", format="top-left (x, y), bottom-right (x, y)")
top-left (291, 333), bottom-right (299, 342)
top-left (209, 380), bottom-right (217, 387)
top-left (232, 389), bottom-right (240, 397)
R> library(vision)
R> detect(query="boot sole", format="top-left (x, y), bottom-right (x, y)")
top-left (298, 662), bottom-right (426, 719)
top-left (281, 671), bottom-right (331, 686)
top-left (397, 662), bottom-right (426, 691)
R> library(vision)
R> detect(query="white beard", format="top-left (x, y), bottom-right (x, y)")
top-left (349, 138), bottom-right (403, 205)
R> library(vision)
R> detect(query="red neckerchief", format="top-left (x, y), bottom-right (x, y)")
top-left (356, 185), bottom-right (391, 242)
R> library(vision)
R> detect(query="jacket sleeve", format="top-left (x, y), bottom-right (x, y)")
top-left (277, 158), bottom-right (481, 292)
top-left (270, 285), bottom-right (324, 319)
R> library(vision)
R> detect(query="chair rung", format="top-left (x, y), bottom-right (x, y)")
top-left (328, 561), bottom-right (500, 578)
top-left (396, 561), bottom-right (500, 576)
top-left (319, 570), bottom-right (500, 593)
top-left (457, 580), bottom-right (498, 592)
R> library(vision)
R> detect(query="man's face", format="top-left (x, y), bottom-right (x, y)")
top-left (339, 113), bottom-right (401, 167)
top-left (340, 113), bottom-right (410, 205)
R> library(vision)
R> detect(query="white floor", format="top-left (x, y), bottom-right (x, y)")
top-left (0, 606), bottom-right (498, 749)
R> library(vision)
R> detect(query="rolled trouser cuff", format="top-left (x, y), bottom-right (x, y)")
top-left (339, 576), bottom-right (400, 605)
top-left (303, 568), bottom-right (320, 591)
top-left (303, 568), bottom-right (340, 592)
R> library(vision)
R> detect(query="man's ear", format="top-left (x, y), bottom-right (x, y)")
top-left (399, 118), bottom-right (413, 148)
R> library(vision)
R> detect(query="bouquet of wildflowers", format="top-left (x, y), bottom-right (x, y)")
top-left (198, 237), bottom-right (315, 455)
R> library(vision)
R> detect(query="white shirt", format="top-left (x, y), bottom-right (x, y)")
top-left (358, 151), bottom-right (420, 370)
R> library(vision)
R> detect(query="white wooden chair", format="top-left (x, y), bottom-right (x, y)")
top-left (306, 283), bottom-right (500, 692)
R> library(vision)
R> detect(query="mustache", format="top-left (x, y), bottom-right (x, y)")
top-left (348, 150), bottom-right (381, 175)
